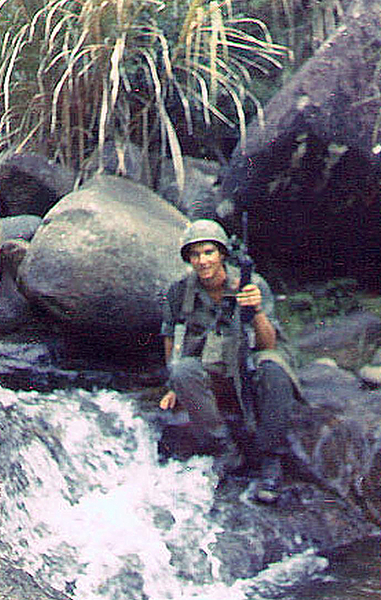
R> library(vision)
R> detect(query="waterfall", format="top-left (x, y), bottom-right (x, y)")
top-left (0, 386), bottom-right (328, 600)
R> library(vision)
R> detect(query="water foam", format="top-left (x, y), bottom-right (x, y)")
top-left (0, 386), bottom-right (327, 600)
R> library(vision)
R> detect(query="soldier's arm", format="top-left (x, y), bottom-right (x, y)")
top-left (236, 283), bottom-right (276, 350)
top-left (160, 336), bottom-right (177, 410)
top-left (164, 336), bottom-right (174, 364)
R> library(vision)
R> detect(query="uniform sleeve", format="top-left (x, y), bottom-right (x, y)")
top-left (160, 292), bottom-right (175, 337)
top-left (251, 272), bottom-right (276, 322)
top-left (160, 280), bottom-right (184, 338)
top-left (251, 272), bottom-right (297, 362)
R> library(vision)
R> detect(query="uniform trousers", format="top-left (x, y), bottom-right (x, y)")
top-left (168, 356), bottom-right (297, 457)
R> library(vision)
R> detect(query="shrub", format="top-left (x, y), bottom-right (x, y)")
top-left (0, 0), bottom-right (289, 186)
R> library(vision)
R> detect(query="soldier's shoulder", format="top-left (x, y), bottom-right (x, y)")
top-left (166, 276), bottom-right (189, 302)
top-left (251, 270), bottom-right (271, 289)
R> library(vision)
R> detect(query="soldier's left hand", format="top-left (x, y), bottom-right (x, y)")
top-left (236, 284), bottom-right (262, 312)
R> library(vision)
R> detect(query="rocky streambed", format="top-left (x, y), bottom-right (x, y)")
top-left (0, 306), bottom-right (379, 599)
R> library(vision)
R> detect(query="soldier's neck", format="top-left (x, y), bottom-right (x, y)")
top-left (201, 267), bottom-right (227, 303)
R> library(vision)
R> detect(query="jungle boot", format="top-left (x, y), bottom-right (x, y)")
top-left (252, 454), bottom-right (283, 504)
top-left (210, 425), bottom-right (244, 480)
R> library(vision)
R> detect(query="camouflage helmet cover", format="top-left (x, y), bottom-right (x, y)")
top-left (180, 219), bottom-right (229, 262)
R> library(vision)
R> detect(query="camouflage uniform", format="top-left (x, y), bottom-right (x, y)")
top-left (161, 263), bottom-right (301, 459)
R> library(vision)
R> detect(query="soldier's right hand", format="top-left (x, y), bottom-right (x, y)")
top-left (159, 390), bottom-right (177, 410)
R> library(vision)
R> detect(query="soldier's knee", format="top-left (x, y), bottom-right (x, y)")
top-left (169, 356), bottom-right (204, 382)
top-left (257, 360), bottom-right (291, 385)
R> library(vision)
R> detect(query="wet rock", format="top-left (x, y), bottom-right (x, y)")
top-left (296, 310), bottom-right (381, 369)
top-left (0, 339), bottom-right (167, 392)
top-left (18, 174), bottom-right (188, 342)
top-left (0, 557), bottom-right (70, 600)
top-left (288, 407), bottom-right (370, 499)
top-left (212, 474), bottom-right (378, 579)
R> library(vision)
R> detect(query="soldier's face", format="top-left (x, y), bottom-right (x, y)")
top-left (188, 242), bottom-right (225, 281)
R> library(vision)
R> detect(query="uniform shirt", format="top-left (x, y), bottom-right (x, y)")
top-left (161, 264), bottom-right (280, 367)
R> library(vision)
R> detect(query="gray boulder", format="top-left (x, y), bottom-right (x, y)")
top-left (1, 215), bottom-right (42, 242)
top-left (18, 175), bottom-right (188, 340)
top-left (158, 156), bottom-right (222, 219)
top-left (0, 216), bottom-right (42, 335)
top-left (0, 239), bottom-right (32, 334)
top-left (296, 310), bottom-right (381, 369)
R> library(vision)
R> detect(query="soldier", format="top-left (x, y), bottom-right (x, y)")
top-left (160, 219), bottom-right (301, 502)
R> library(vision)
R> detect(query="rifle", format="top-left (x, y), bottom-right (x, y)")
top-left (239, 211), bottom-right (254, 323)
top-left (237, 212), bottom-right (256, 428)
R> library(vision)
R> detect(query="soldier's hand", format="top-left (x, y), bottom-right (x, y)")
top-left (160, 390), bottom-right (177, 410)
top-left (236, 284), bottom-right (262, 312)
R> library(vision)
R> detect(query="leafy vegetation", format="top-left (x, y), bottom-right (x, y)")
top-left (275, 278), bottom-right (381, 369)
top-left (0, 0), bottom-right (291, 187)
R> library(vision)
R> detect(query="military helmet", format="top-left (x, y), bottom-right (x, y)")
top-left (180, 219), bottom-right (229, 262)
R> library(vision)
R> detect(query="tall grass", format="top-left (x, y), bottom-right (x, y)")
top-left (0, 0), bottom-right (289, 188)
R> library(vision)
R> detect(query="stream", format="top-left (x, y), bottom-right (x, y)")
top-left (0, 385), bottom-right (379, 600)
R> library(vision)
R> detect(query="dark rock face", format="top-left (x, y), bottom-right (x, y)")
top-left (0, 153), bottom-right (74, 217)
top-left (18, 175), bottom-right (188, 345)
top-left (220, 0), bottom-right (381, 289)
top-left (211, 476), bottom-right (377, 584)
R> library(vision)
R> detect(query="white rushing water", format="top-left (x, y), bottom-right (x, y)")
top-left (0, 386), bottom-right (328, 600)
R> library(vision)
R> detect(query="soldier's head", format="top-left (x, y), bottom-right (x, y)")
top-left (180, 219), bottom-right (229, 263)
top-left (180, 220), bottom-right (229, 283)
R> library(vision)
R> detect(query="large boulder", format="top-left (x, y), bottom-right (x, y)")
top-left (221, 0), bottom-right (381, 288)
top-left (17, 175), bottom-right (188, 347)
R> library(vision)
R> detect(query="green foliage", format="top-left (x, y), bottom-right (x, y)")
top-left (277, 280), bottom-right (381, 370)
top-left (0, 0), bottom-right (289, 184)
top-left (277, 278), bottom-right (360, 339)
